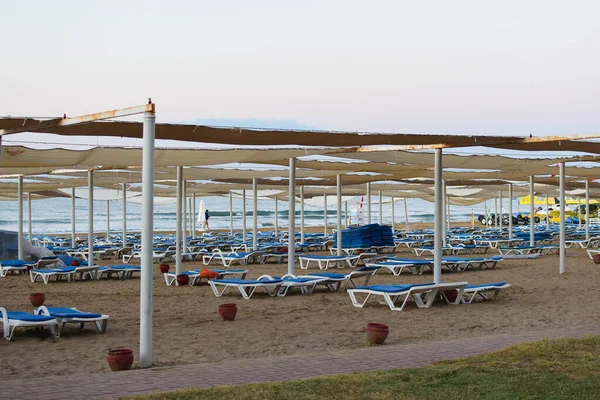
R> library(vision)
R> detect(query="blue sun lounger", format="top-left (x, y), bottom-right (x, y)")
top-left (208, 276), bottom-right (284, 299)
top-left (365, 259), bottom-right (433, 276)
top-left (0, 260), bottom-right (27, 277)
top-left (460, 282), bottom-right (511, 304)
top-left (0, 307), bottom-right (58, 341)
top-left (303, 266), bottom-right (381, 290)
top-left (35, 306), bottom-right (109, 333)
top-left (97, 265), bottom-right (141, 280)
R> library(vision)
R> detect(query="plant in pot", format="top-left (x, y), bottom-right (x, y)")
top-left (29, 293), bottom-right (45, 307)
top-left (218, 303), bottom-right (237, 321)
top-left (594, 254), bottom-right (600, 264)
top-left (366, 322), bottom-right (389, 345)
top-left (176, 274), bottom-right (189, 286)
top-left (159, 263), bottom-right (170, 273)
top-left (70, 260), bottom-right (81, 267)
top-left (107, 349), bottom-right (134, 371)
top-left (443, 290), bottom-right (458, 303)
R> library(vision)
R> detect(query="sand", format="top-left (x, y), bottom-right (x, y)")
top-left (1, 222), bottom-right (599, 381)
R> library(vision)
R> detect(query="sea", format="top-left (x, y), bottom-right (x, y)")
top-left (0, 196), bottom-right (523, 235)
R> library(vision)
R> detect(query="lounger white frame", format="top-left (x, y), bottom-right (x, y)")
top-left (30, 268), bottom-right (76, 284)
top-left (35, 306), bottom-right (109, 333)
top-left (0, 263), bottom-right (27, 278)
top-left (208, 275), bottom-right (283, 299)
top-left (460, 283), bottom-right (511, 304)
top-left (298, 255), bottom-right (362, 270)
top-left (202, 249), bottom-right (264, 267)
top-left (1, 307), bottom-right (58, 341)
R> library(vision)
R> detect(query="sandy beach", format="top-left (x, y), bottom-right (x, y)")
top-left (1, 222), bottom-right (599, 381)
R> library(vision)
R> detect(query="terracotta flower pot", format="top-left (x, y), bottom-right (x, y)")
top-left (107, 349), bottom-right (134, 371)
top-left (176, 274), bottom-right (189, 286)
top-left (29, 293), bottom-right (45, 308)
top-left (70, 260), bottom-right (81, 267)
top-left (200, 268), bottom-right (219, 279)
top-left (366, 322), bottom-right (389, 345)
top-left (159, 263), bottom-right (170, 274)
top-left (218, 303), bottom-right (237, 321)
top-left (443, 290), bottom-right (458, 303)
top-left (594, 254), bottom-right (600, 264)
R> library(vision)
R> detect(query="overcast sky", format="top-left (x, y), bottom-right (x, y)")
top-left (2, 0), bottom-right (599, 145)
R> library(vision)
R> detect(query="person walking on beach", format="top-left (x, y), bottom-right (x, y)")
top-left (204, 209), bottom-right (210, 230)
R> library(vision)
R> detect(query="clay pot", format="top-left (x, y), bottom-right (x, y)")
top-left (29, 293), bottom-right (45, 307)
top-left (366, 322), bottom-right (389, 345)
top-left (200, 268), bottom-right (219, 279)
top-left (218, 303), bottom-right (237, 321)
top-left (159, 263), bottom-right (170, 274)
top-left (176, 274), bottom-right (189, 286)
top-left (443, 290), bottom-right (458, 303)
top-left (594, 254), bottom-right (600, 264)
top-left (107, 349), bottom-right (134, 371)
top-left (70, 260), bottom-right (81, 267)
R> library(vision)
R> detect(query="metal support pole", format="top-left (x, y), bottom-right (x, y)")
top-left (494, 197), bottom-right (498, 229)
top-left (404, 199), bottom-right (409, 231)
top-left (87, 171), bottom-right (94, 265)
top-left (446, 196), bottom-right (451, 230)
top-left (27, 193), bottom-right (32, 242)
top-left (252, 178), bottom-right (258, 251)
top-left (122, 184), bottom-right (127, 247)
top-left (578, 197), bottom-right (582, 229)
top-left (175, 166), bottom-right (183, 275)
top-left (71, 187), bottom-right (76, 248)
top-left (300, 186), bottom-right (305, 243)
top-left (106, 201), bottom-right (110, 240)
top-left (229, 191), bottom-right (234, 236)
top-left (586, 180), bottom-right (590, 240)
top-left (17, 176), bottom-right (23, 259)
top-left (323, 194), bottom-right (328, 235)
top-left (344, 201), bottom-right (348, 229)
top-left (242, 190), bottom-right (247, 242)
top-left (433, 149), bottom-right (443, 284)
top-left (546, 193), bottom-right (550, 229)
top-left (182, 182), bottom-right (187, 250)
top-left (274, 195), bottom-right (279, 237)
top-left (484, 201), bottom-right (488, 226)
top-left (530, 176), bottom-right (535, 246)
top-left (367, 182), bottom-right (371, 224)
top-left (508, 184), bottom-right (513, 239)
top-left (140, 108), bottom-right (156, 368)
top-left (192, 192), bottom-right (196, 237)
top-left (337, 175), bottom-right (342, 256)
top-left (379, 190), bottom-right (383, 224)
top-left (287, 158), bottom-right (296, 274)
top-left (391, 196), bottom-right (395, 230)
top-left (559, 163), bottom-right (566, 274)
top-left (499, 190), bottom-right (503, 230)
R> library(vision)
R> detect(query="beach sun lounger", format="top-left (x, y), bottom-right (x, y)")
top-left (266, 274), bottom-right (328, 296)
top-left (0, 260), bottom-right (28, 277)
top-left (303, 266), bottom-right (381, 290)
top-left (298, 254), bottom-right (364, 270)
top-left (35, 306), bottom-right (109, 333)
top-left (202, 250), bottom-right (264, 267)
top-left (459, 282), bottom-right (511, 304)
top-left (366, 260), bottom-right (432, 276)
top-left (0, 307), bottom-right (58, 341)
top-left (208, 276), bottom-right (284, 299)
top-left (97, 265), bottom-right (141, 280)
top-left (29, 267), bottom-right (77, 284)
top-left (348, 281), bottom-right (467, 311)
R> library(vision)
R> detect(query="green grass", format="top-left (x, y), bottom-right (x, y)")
top-left (123, 336), bottom-right (600, 400)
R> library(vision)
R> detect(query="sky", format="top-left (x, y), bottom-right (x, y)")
top-left (1, 0), bottom-right (599, 144)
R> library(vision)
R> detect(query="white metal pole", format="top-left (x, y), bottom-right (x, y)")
top-left (494, 197), bottom-right (498, 230)
top-left (508, 184), bottom-right (513, 239)
top-left (242, 190), bottom-right (247, 242)
top-left (391, 196), bottom-right (395, 230)
top-left (446, 196), bottom-right (451, 231)
top-left (182, 182), bottom-right (187, 250)
top-left (323, 194), bottom-right (328, 235)
top-left (88, 171), bottom-right (94, 264)
top-left (484, 201), bottom-right (488, 226)
top-left (379, 190), bottom-right (383, 224)
top-left (122, 184), bottom-right (127, 247)
top-left (288, 158), bottom-right (296, 274)
top-left (586, 180), bottom-right (590, 240)
top-left (530, 176), bottom-right (535, 246)
top-left (229, 191), bottom-right (234, 236)
top-left (71, 187), bottom-right (76, 248)
top-left (17, 176), bottom-right (23, 259)
top-left (175, 166), bottom-right (183, 275)
top-left (188, 198), bottom-right (192, 238)
top-left (546, 193), bottom-right (550, 229)
top-left (140, 108), bottom-right (155, 368)
top-left (27, 193), bottom-right (32, 242)
top-left (106, 201), bottom-right (110, 240)
top-left (499, 190), bottom-right (503, 230)
top-left (344, 200), bottom-right (348, 229)
top-left (274, 195), bottom-right (279, 237)
top-left (337, 175), bottom-right (342, 256)
top-left (433, 149), bottom-right (443, 284)
top-left (252, 178), bottom-right (258, 251)
top-left (367, 182), bottom-right (372, 224)
top-left (559, 163), bottom-right (566, 274)
top-left (300, 186), bottom-right (305, 243)
top-left (404, 199), bottom-right (409, 231)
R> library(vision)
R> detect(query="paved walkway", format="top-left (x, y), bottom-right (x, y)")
top-left (2, 325), bottom-right (598, 400)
